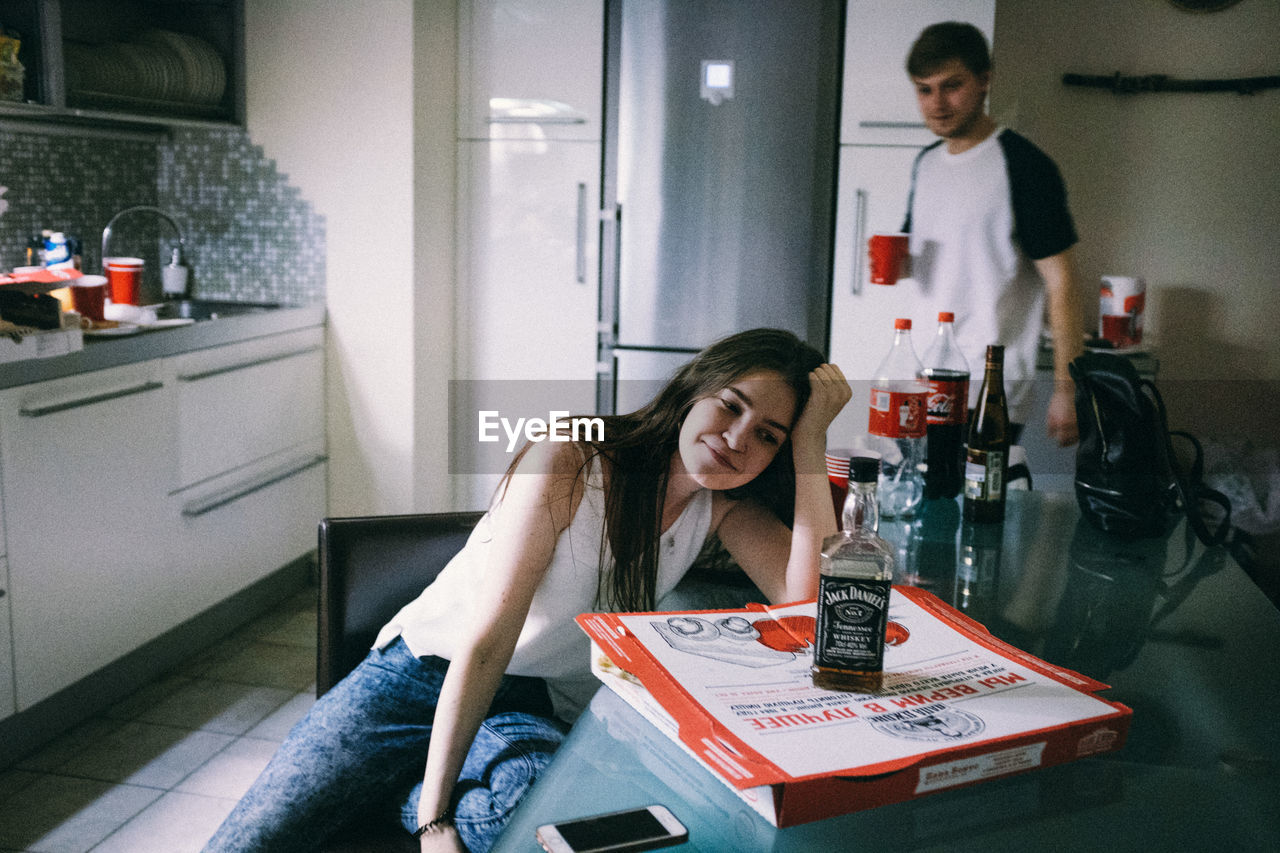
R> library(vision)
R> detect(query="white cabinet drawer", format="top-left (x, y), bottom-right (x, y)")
top-left (169, 327), bottom-right (324, 489)
top-left (173, 442), bottom-right (326, 606)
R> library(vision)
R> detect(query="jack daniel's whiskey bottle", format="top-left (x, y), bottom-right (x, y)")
top-left (813, 455), bottom-right (894, 692)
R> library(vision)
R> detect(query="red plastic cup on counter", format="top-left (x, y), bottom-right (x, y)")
top-left (868, 233), bottom-right (909, 285)
top-left (104, 257), bottom-right (144, 305)
top-left (70, 275), bottom-right (108, 321)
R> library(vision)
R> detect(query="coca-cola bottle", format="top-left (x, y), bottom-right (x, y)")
top-left (919, 312), bottom-right (970, 499)
top-left (867, 318), bottom-right (926, 517)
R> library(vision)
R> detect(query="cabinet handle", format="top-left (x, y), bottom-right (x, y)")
top-left (177, 346), bottom-right (322, 382)
top-left (575, 182), bottom-right (588, 284)
top-left (852, 188), bottom-right (868, 295)
top-left (858, 120), bottom-right (927, 130)
top-left (181, 454), bottom-right (327, 518)
top-left (19, 381), bottom-right (164, 417)
top-left (488, 116), bottom-right (587, 125)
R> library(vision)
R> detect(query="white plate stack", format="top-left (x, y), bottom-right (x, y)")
top-left (64, 29), bottom-right (226, 107)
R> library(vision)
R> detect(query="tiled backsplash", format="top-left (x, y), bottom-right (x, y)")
top-left (0, 124), bottom-right (325, 306)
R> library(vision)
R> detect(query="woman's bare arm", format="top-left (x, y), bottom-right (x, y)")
top-left (718, 365), bottom-right (850, 603)
top-left (415, 441), bottom-right (585, 847)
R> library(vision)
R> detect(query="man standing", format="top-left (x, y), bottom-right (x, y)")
top-left (903, 22), bottom-right (1082, 446)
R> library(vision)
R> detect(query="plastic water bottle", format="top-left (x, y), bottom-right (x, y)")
top-left (867, 318), bottom-right (926, 517)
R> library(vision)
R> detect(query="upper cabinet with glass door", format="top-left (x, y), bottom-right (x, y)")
top-left (842, 0), bottom-right (993, 146)
top-left (458, 0), bottom-right (603, 141)
top-left (1, 0), bottom-right (243, 126)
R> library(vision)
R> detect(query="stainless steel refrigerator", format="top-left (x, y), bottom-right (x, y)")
top-left (596, 0), bottom-right (845, 414)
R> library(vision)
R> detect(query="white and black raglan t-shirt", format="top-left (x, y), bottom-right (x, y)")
top-left (903, 128), bottom-right (1078, 423)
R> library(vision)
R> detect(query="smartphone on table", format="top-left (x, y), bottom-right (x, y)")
top-left (535, 804), bottom-right (688, 853)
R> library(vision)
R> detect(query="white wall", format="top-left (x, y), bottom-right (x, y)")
top-left (992, 0), bottom-right (1280, 444)
top-left (244, 0), bottom-right (457, 515)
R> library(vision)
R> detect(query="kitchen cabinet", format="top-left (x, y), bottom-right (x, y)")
top-left (168, 328), bottom-right (326, 608)
top-left (457, 141), bottom-right (600, 385)
top-left (454, 138), bottom-right (601, 508)
top-left (841, 0), bottom-right (994, 146)
top-left (830, 144), bottom-right (921, 371)
top-left (0, 322), bottom-right (325, 711)
top-left (0, 557), bottom-right (13, 722)
top-left (1, 0), bottom-right (244, 126)
top-left (0, 358), bottom-right (175, 709)
top-left (2, 384), bottom-right (15, 721)
top-left (828, 143), bottom-right (923, 444)
top-left (453, 0), bottom-right (603, 510)
top-left (458, 0), bottom-right (603, 141)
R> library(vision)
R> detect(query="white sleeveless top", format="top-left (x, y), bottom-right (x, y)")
top-left (374, 456), bottom-right (712, 721)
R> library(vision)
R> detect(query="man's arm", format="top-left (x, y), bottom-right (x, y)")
top-left (1035, 247), bottom-right (1083, 446)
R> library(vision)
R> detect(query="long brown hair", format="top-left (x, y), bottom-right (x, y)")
top-left (592, 329), bottom-right (825, 611)
top-left (499, 329), bottom-right (824, 612)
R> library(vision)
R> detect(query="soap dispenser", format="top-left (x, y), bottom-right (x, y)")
top-left (162, 244), bottom-right (189, 299)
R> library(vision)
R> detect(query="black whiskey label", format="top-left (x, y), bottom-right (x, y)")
top-left (814, 576), bottom-right (891, 671)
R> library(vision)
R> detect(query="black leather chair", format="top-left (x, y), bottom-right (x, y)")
top-left (314, 510), bottom-right (483, 852)
top-left (317, 510), bottom-right (483, 697)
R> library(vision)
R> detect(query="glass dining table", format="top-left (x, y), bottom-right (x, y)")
top-left (493, 488), bottom-right (1280, 852)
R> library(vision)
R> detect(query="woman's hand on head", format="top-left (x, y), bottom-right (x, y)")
top-left (791, 363), bottom-right (851, 452)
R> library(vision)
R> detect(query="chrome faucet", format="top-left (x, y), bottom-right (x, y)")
top-left (101, 205), bottom-right (189, 297)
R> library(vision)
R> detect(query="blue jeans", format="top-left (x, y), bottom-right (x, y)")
top-left (202, 637), bottom-right (567, 853)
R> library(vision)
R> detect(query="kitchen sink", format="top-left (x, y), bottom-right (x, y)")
top-left (152, 299), bottom-right (281, 321)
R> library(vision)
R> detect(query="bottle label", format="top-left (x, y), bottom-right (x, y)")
top-left (814, 576), bottom-right (891, 671)
top-left (869, 387), bottom-right (926, 438)
top-left (925, 377), bottom-right (969, 426)
top-left (964, 449), bottom-right (1004, 501)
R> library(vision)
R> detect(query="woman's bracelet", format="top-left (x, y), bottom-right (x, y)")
top-left (413, 810), bottom-right (455, 838)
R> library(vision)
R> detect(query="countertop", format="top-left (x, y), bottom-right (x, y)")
top-left (0, 302), bottom-right (326, 391)
top-left (1036, 341), bottom-right (1159, 375)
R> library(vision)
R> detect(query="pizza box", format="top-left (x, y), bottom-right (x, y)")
top-left (578, 586), bottom-right (1131, 827)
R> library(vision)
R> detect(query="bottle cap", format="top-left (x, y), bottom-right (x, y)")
top-left (848, 454), bottom-right (881, 484)
top-left (894, 318), bottom-right (912, 330)
top-left (986, 344), bottom-right (1005, 363)
top-left (938, 311), bottom-right (955, 323)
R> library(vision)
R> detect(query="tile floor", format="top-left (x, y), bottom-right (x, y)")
top-left (0, 586), bottom-right (318, 853)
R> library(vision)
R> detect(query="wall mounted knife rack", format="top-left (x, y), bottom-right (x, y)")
top-left (1063, 72), bottom-right (1280, 95)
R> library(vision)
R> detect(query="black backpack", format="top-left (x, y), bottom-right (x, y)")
top-left (1070, 351), bottom-right (1231, 545)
